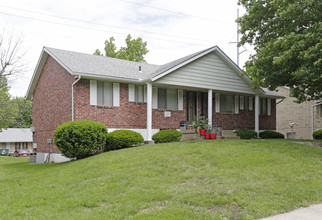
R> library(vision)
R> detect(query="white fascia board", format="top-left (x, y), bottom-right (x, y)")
top-left (151, 46), bottom-right (219, 81)
top-left (44, 47), bottom-right (73, 75)
top-left (26, 49), bottom-right (48, 99)
top-left (77, 73), bottom-right (143, 84)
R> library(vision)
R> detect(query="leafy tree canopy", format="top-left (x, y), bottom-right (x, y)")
top-left (237, 0), bottom-right (322, 102)
top-left (94, 34), bottom-right (149, 62)
top-left (0, 77), bottom-right (18, 129)
top-left (9, 97), bottom-right (32, 128)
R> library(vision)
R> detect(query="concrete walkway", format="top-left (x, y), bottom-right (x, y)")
top-left (260, 204), bottom-right (322, 220)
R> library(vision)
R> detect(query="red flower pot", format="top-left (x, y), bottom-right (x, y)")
top-left (205, 133), bottom-right (210, 139)
top-left (210, 133), bottom-right (216, 139)
top-left (200, 129), bottom-right (206, 136)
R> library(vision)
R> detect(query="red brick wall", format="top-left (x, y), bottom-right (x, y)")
top-left (211, 96), bottom-right (276, 130)
top-left (74, 80), bottom-right (187, 129)
top-left (32, 56), bottom-right (75, 153)
top-left (259, 100), bottom-right (276, 130)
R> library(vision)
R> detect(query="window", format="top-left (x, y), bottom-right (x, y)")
top-left (260, 98), bottom-right (271, 115)
top-left (135, 85), bottom-right (144, 102)
top-left (158, 88), bottom-right (167, 109)
top-left (320, 105), bottom-right (322, 117)
top-left (244, 96), bottom-right (249, 110)
top-left (97, 82), bottom-right (112, 106)
top-left (220, 94), bottom-right (234, 113)
top-left (90, 80), bottom-right (120, 107)
top-left (128, 84), bottom-right (147, 103)
top-left (201, 93), bottom-right (208, 116)
top-left (157, 88), bottom-right (178, 110)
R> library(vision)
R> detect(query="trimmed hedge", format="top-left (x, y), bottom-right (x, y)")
top-left (234, 129), bottom-right (257, 139)
top-left (152, 129), bottom-right (182, 144)
top-left (259, 130), bottom-right (284, 139)
top-left (313, 129), bottom-right (322, 140)
top-left (106, 130), bottom-right (144, 151)
top-left (54, 120), bottom-right (108, 159)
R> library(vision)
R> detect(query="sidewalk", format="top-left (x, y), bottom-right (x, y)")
top-left (260, 204), bottom-right (322, 220)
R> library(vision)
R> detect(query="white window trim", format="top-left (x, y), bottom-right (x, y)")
top-left (90, 80), bottom-right (120, 107)
top-left (215, 93), bottom-right (220, 113)
top-left (178, 89), bottom-right (183, 110)
top-left (235, 95), bottom-right (239, 114)
top-left (249, 97), bottom-right (253, 110)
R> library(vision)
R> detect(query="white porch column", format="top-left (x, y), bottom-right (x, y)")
top-left (255, 95), bottom-right (259, 135)
top-left (208, 89), bottom-right (213, 128)
top-left (147, 82), bottom-right (153, 141)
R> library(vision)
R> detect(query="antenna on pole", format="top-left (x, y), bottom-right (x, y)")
top-left (237, 9), bottom-right (240, 66)
top-left (230, 8), bottom-right (246, 67)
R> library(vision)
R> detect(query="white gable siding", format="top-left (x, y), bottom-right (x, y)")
top-left (155, 52), bottom-right (255, 94)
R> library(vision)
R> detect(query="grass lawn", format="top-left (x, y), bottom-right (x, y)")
top-left (0, 139), bottom-right (321, 219)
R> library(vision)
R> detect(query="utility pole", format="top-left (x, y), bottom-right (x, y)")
top-left (237, 9), bottom-right (240, 66)
top-left (230, 8), bottom-right (246, 67)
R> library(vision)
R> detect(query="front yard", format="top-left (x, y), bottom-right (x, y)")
top-left (0, 139), bottom-right (321, 219)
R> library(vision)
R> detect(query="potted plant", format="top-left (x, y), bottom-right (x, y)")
top-left (199, 116), bottom-right (208, 136)
top-left (205, 126), bottom-right (212, 140)
top-left (209, 128), bottom-right (216, 140)
top-left (193, 118), bottom-right (200, 133)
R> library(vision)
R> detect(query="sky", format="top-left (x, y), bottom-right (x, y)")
top-left (0, 0), bottom-right (253, 97)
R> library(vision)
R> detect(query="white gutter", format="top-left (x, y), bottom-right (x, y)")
top-left (72, 75), bottom-right (81, 121)
top-left (312, 102), bottom-right (322, 134)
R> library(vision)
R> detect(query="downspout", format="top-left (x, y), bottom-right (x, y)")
top-left (72, 75), bottom-right (81, 121)
top-left (276, 98), bottom-right (285, 105)
top-left (312, 102), bottom-right (322, 135)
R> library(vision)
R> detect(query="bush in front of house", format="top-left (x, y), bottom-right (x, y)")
top-left (234, 129), bottom-right (258, 139)
top-left (312, 129), bottom-right (322, 140)
top-left (152, 129), bottom-right (182, 144)
top-left (259, 130), bottom-right (285, 139)
top-left (105, 130), bottom-right (144, 151)
top-left (54, 120), bottom-right (108, 159)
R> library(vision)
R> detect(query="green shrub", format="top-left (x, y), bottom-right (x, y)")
top-left (234, 129), bottom-right (257, 139)
top-left (259, 130), bottom-right (284, 139)
top-left (54, 120), bottom-right (108, 159)
top-left (106, 130), bottom-right (144, 151)
top-left (313, 129), bottom-right (322, 140)
top-left (152, 129), bottom-right (182, 144)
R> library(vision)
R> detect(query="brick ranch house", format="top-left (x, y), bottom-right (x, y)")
top-left (26, 46), bottom-right (283, 155)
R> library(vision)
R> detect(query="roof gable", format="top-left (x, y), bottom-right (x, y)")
top-left (154, 50), bottom-right (256, 94)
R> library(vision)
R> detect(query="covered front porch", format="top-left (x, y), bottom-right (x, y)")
top-left (145, 84), bottom-right (262, 141)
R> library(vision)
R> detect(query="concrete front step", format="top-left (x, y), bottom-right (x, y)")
top-left (219, 130), bottom-right (240, 139)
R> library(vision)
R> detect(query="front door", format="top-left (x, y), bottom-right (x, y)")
top-left (187, 91), bottom-right (197, 122)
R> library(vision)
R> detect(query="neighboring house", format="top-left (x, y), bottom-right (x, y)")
top-left (276, 87), bottom-right (322, 139)
top-left (0, 128), bottom-right (33, 153)
top-left (26, 46), bottom-right (283, 155)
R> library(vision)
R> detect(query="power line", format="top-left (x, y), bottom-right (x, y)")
top-left (0, 11), bottom-right (214, 47)
top-left (0, 5), bottom-right (226, 44)
top-left (118, 0), bottom-right (234, 25)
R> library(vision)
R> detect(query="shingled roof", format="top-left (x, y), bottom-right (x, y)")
top-left (0, 128), bottom-right (33, 143)
top-left (26, 46), bottom-right (284, 99)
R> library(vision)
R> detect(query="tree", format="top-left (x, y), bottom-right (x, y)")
top-left (0, 31), bottom-right (27, 80)
top-left (237, 0), bottom-right (322, 102)
top-left (0, 30), bottom-right (27, 130)
top-left (0, 77), bottom-right (18, 129)
top-left (94, 34), bottom-right (149, 62)
top-left (9, 97), bottom-right (32, 128)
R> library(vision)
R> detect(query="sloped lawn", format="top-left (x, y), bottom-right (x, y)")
top-left (0, 139), bottom-right (321, 219)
